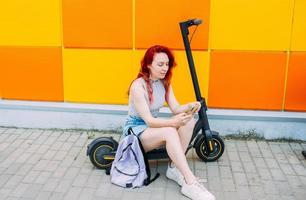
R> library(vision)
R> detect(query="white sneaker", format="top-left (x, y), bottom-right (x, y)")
top-left (166, 164), bottom-right (184, 186)
top-left (181, 181), bottom-right (216, 200)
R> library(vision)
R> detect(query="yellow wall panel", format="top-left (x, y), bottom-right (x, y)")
top-left (210, 0), bottom-right (294, 51)
top-left (132, 50), bottom-right (146, 78)
top-left (171, 51), bottom-right (210, 104)
top-left (291, 0), bottom-right (306, 51)
top-left (63, 49), bottom-right (134, 104)
top-left (0, 1), bottom-right (61, 46)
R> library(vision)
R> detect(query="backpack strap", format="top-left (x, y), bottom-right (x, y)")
top-left (128, 127), bottom-right (137, 136)
top-left (137, 136), bottom-right (160, 185)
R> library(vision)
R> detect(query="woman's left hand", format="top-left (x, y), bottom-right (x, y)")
top-left (186, 101), bottom-right (201, 114)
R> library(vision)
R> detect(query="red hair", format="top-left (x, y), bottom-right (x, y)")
top-left (129, 45), bottom-right (176, 104)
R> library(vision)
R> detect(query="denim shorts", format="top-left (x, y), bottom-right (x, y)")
top-left (122, 115), bottom-right (148, 137)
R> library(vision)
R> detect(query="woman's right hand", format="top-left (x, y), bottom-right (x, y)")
top-left (171, 113), bottom-right (193, 128)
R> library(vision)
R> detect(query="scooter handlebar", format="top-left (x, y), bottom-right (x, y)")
top-left (180, 18), bottom-right (202, 27)
top-left (193, 19), bottom-right (202, 25)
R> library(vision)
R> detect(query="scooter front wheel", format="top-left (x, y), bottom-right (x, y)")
top-left (194, 134), bottom-right (224, 162)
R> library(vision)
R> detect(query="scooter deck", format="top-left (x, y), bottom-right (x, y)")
top-left (103, 148), bottom-right (169, 161)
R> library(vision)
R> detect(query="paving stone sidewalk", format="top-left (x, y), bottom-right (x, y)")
top-left (0, 127), bottom-right (305, 200)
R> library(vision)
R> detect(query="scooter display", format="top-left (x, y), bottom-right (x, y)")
top-left (87, 19), bottom-right (225, 173)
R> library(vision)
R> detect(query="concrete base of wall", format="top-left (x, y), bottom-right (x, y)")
top-left (0, 100), bottom-right (305, 140)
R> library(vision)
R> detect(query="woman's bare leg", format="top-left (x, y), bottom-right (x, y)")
top-left (167, 117), bottom-right (195, 168)
top-left (178, 117), bottom-right (195, 154)
top-left (140, 127), bottom-right (196, 184)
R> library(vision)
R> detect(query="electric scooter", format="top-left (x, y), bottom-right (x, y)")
top-left (87, 19), bottom-right (225, 174)
top-left (180, 19), bottom-right (225, 159)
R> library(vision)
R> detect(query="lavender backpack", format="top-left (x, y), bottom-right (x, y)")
top-left (110, 128), bottom-right (159, 188)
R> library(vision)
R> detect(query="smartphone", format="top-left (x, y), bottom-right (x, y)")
top-left (186, 105), bottom-right (197, 114)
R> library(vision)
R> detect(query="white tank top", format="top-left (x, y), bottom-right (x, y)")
top-left (128, 78), bottom-right (165, 118)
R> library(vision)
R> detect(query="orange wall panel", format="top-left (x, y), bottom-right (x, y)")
top-left (209, 51), bottom-right (287, 110)
top-left (0, 80), bottom-right (2, 98)
top-left (135, 0), bottom-right (210, 50)
top-left (0, 69), bottom-right (2, 98)
top-left (0, 47), bottom-right (63, 101)
top-left (62, 0), bottom-right (132, 48)
top-left (285, 52), bottom-right (306, 111)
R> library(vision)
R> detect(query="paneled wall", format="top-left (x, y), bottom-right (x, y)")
top-left (0, 0), bottom-right (305, 111)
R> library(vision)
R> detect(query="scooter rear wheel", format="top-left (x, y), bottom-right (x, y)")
top-left (89, 140), bottom-right (117, 169)
top-left (195, 134), bottom-right (224, 162)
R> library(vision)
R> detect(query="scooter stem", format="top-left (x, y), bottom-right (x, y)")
top-left (180, 19), bottom-right (214, 153)
top-left (179, 19), bottom-right (209, 126)
top-left (179, 20), bottom-right (202, 102)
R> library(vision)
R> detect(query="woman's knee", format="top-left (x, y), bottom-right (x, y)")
top-left (162, 127), bottom-right (179, 141)
top-left (183, 117), bottom-right (196, 130)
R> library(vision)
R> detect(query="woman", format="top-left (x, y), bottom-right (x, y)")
top-left (123, 45), bottom-right (215, 200)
